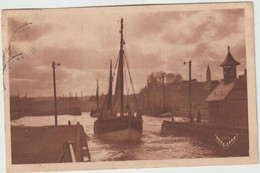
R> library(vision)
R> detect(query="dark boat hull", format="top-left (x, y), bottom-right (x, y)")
top-left (90, 111), bottom-right (101, 118)
top-left (147, 111), bottom-right (173, 118)
top-left (94, 116), bottom-right (143, 142)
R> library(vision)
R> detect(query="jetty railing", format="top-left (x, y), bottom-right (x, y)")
top-left (68, 142), bottom-right (76, 162)
top-left (57, 141), bottom-right (77, 163)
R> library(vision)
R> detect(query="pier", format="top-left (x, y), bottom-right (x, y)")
top-left (11, 122), bottom-right (91, 164)
top-left (161, 121), bottom-right (249, 157)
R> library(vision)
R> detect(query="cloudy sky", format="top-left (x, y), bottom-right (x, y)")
top-left (5, 6), bottom-right (246, 97)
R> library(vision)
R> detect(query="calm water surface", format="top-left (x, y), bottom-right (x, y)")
top-left (11, 113), bottom-right (217, 161)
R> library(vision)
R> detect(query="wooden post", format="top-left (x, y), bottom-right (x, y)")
top-left (188, 61), bottom-right (194, 122)
top-left (52, 61), bottom-right (60, 126)
top-left (184, 60), bottom-right (194, 122)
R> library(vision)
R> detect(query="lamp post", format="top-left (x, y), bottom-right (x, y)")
top-left (184, 60), bottom-right (194, 123)
top-left (52, 61), bottom-right (60, 126)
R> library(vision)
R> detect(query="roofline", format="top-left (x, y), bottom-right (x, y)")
top-left (219, 62), bottom-right (240, 66)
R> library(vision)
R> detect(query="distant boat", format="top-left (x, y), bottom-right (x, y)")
top-left (69, 107), bottom-right (82, 116)
top-left (90, 79), bottom-right (102, 118)
top-left (94, 18), bottom-right (143, 142)
top-left (147, 107), bottom-right (173, 118)
top-left (154, 79), bottom-right (174, 117)
top-left (153, 110), bottom-right (173, 118)
top-left (143, 75), bottom-right (173, 118)
top-left (146, 89), bottom-right (173, 118)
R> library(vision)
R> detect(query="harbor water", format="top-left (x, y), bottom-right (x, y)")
top-left (11, 113), bottom-right (219, 161)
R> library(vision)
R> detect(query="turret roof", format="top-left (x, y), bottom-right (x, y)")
top-left (219, 46), bottom-right (240, 66)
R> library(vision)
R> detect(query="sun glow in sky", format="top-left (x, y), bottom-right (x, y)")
top-left (4, 6), bottom-right (246, 97)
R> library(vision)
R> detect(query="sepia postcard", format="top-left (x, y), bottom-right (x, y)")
top-left (1, 2), bottom-right (258, 172)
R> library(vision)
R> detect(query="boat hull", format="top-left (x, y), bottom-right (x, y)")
top-left (90, 109), bottom-right (102, 118)
top-left (98, 128), bottom-right (142, 142)
top-left (94, 116), bottom-right (142, 142)
top-left (155, 111), bottom-right (173, 117)
top-left (147, 111), bottom-right (173, 118)
top-left (90, 112), bottom-right (101, 118)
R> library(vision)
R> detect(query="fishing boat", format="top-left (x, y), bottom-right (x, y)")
top-left (146, 86), bottom-right (173, 118)
top-left (151, 109), bottom-right (173, 118)
top-left (90, 79), bottom-right (102, 117)
top-left (147, 107), bottom-right (173, 118)
top-left (94, 18), bottom-right (143, 142)
top-left (142, 75), bottom-right (173, 118)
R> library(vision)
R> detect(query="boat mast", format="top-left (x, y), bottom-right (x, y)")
top-left (107, 60), bottom-right (113, 111)
top-left (96, 79), bottom-right (99, 110)
top-left (119, 18), bottom-right (124, 115)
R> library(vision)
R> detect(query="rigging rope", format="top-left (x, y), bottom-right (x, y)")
top-left (112, 53), bottom-right (119, 79)
top-left (98, 55), bottom-right (118, 120)
top-left (124, 59), bottom-right (128, 99)
top-left (123, 46), bottom-right (141, 114)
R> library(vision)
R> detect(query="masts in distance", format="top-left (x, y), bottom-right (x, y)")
top-left (90, 77), bottom-right (102, 117)
top-left (96, 79), bottom-right (99, 111)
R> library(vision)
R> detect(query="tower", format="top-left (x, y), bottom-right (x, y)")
top-left (219, 46), bottom-right (240, 85)
top-left (206, 64), bottom-right (211, 83)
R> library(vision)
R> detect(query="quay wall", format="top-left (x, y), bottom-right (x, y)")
top-left (161, 121), bottom-right (249, 157)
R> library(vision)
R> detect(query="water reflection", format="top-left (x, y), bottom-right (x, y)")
top-left (11, 113), bottom-right (217, 161)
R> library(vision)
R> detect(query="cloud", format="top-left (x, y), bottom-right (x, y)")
top-left (127, 11), bottom-right (182, 41)
top-left (8, 17), bottom-right (61, 42)
top-left (161, 9), bottom-right (244, 46)
top-left (6, 8), bottom-right (246, 96)
top-left (125, 44), bottom-right (164, 70)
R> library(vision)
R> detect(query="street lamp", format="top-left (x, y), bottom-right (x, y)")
top-left (184, 60), bottom-right (194, 123)
top-left (52, 61), bottom-right (60, 126)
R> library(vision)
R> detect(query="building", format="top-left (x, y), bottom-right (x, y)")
top-left (206, 64), bottom-right (211, 83)
top-left (206, 46), bottom-right (248, 127)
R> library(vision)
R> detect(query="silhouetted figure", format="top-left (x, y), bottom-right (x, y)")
top-left (197, 111), bottom-right (201, 123)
